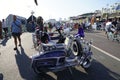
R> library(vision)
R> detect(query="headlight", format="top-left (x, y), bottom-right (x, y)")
top-left (43, 46), bottom-right (49, 51)
top-left (42, 45), bottom-right (56, 51)
top-left (82, 41), bottom-right (91, 52)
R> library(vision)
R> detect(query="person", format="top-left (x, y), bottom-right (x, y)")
top-left (105, 19), bottom-right (115, 39)
top-left (105, 19), bottom-right (112, 32)
top-left (36, 16), bottom-right (44, 31)
top-left (0, 20), bottom-right (2, 39)
top-left (112, 17), bottom-right (117, 27)
top-left (76, 24), bottom-right (85, 38)
top-left (35, 16), bottom-right (50, 44)
top-left (48, 22), bottom-right (53, 32)
top-left (114, 18), bottom-right (120, 35)
top-left (43, 22), bottom-right (48, 32)
top-left (11, 15), bottom-right (22, 50)
top-left (74, 23), bottom-right (79, 29)
top-left (2, 19), bottom-right (8, 38)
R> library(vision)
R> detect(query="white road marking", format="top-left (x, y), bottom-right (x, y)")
top-left (91, 45), bottom-right (120, 62)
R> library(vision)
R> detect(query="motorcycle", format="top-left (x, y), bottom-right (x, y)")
top-left (31, 27), bottom-right (93, 75)
top-left (106, 27), bottom-right (120, 43)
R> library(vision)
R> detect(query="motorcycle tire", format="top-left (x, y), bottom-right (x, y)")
top-left (71, 39), bottom-right (83, 56)
top-left (81, 58), bottom-right (91, 69)
top-left (32, 61), bottom-right (46, 74)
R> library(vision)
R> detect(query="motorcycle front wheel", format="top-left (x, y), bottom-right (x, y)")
top-left (32, 61), bottom-right (46, 74)
top-left (81, 59), bottom-right (91, 69)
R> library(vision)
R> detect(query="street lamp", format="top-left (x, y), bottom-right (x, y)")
top-left (106, 4), bottom-right (109, 20)
top-left (31, 10), bottom-right (35, 21)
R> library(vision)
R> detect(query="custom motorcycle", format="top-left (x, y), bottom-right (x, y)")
top-left (31, 26), bottom-right (93, 75)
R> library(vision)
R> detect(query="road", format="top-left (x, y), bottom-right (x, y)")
top-left (0, 30), bottom-right (120, 80)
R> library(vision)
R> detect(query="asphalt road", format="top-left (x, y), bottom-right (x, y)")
top-left (85, 30), bottom-right (120, 59)
top-left (0, 31), bottom-right (120, 80)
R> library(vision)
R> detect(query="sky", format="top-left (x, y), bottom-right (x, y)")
top-left (0, 0), bottom-right (119, 21)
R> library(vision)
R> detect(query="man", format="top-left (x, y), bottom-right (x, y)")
top-left (2, 19), bottom-right (8, 38)
top-left (112, 17), bottom-right (117, 27)
top-left (105, 19), bottom-right (113, 32)
top-left (114, 18), bottom-right (120, 35)
top-left (105, 19), bottom-right (116, 39)
top-left (11, 15), bottom-right (22, 50)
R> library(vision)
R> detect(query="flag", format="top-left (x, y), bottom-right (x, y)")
top-left (34, 0), bottom-right (38, 6)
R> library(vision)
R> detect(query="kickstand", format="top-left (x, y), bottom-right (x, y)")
top-left (68, 67), bottom-right (74, 80)
top-left (68, 67), bottom-right (73, 75)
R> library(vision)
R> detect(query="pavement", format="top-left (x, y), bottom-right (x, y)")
top-left (0, 32), bottom-right (38, 80)
top-left (85, 29), bottom-right (106, 36)
top-left (0, 31), bottom-right (120, 80)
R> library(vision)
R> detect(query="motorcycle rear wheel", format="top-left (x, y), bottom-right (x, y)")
top-left (71, 39), bottom-right (83, 56)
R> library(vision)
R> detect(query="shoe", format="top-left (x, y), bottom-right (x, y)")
top-left (14, 47), bottom-right (17, 50)
top-left (18, 44), bottom-right (21, 46)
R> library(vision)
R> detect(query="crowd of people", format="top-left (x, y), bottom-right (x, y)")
top-left (0, 15), bottom-right (22, 50)
top-left (0, 15), bottom-right (120, 50)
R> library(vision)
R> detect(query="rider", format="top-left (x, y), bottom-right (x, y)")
top-left (105, 19), bottom-right (114, 38)
top-left (76, 24), bottom-right (85, 38)
top-left (35, 16), bottom-right (50, 44)
top-left (105, 19), bottom-right (113, 32)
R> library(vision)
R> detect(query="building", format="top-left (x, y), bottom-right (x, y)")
top-left (6, 14), bottom-right (27, 27)
top-left (101, 3), bottom-right (120, 19)
top-left (46, 19), bottom-right (57, 24)
top-left (27, 15), bottom-right (36, 23)
top-left (70, 13), bottom-right (95, 23)
top-left (26, 15), bottom-right (36, 32)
